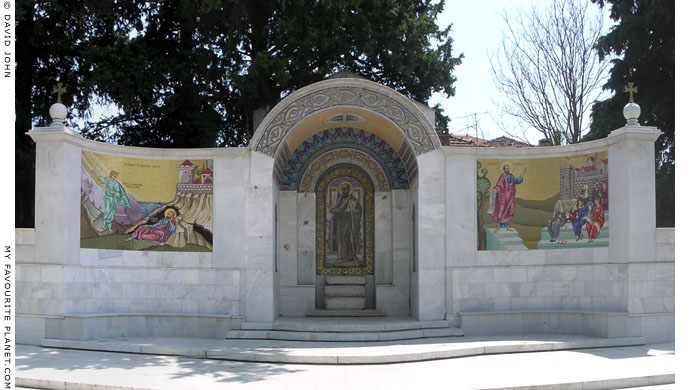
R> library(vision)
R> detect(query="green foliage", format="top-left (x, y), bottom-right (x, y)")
top-left (587, 0), bottom-right (674, 226)
top-left (476, 161), bottom-right (490, 199)
top-left (433, 103), bottom-right (450, 135)
top-left (15, 0), bottom-right (463, 227)
top-left (15, 0), bottom-right (143, 227)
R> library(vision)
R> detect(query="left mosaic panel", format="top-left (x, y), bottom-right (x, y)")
top-left (80, 151), bottom-right (213, 251)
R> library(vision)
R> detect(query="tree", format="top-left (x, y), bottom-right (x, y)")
top-left (15, 0), bottom-right (142, 227)
top-left (15, 0), bottom-right (464, 227)
top-left (490, 0), bottom-right (609, 145)
top-left (586, 0), bottom-right (674, 227)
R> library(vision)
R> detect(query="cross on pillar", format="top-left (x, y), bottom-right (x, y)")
top-left (52, 82), bottom-right (67, 104)
top-left (624, 82), bottom-right (638, 103)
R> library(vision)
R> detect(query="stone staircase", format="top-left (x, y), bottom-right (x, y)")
top-left (486, 228), bottom-right (528, 250)
top-left (307, 275), bottom-right (384, 317)
top-left (324, 275), bottom-right (366, 310)
top-left (225, 316), bottom-right (465, 342)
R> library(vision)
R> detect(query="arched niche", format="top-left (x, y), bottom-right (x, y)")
top-left (253, 77), bottom-right (430, 318)
top-left (249, 77), bottom-right (441, 159)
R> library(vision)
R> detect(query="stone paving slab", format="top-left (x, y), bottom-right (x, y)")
top-left (40, 334), bottom-right (645, 364)
top-left (16, 342), bottom-right (674, 390)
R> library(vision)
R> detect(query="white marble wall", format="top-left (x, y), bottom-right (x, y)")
top-left (380, 189), bottom-right (413, 315)
top-left (213, 153), bottom-right (249, 269)
top-left (374, 192), bottom-right (393, 284)
top-left (17, 263), bottom-right (242, 316)
top-left (243, 151), bottom-right (278, 322)
top-left (414, 150), bottom-right (446, 320)
top-left (19, 118), bottom-right (672, 342)
top-left (445, 153), bottom-right (478, 268)
top-left (20, 128), bottom-right (261, 341)
top-left (296, 192), bottom-right (316, 285)
top-left (409, 182), bottom-right (419, 319)
top-left (32, 132), bottom-right (81, 265)
top-left (278, 191), bottom-right (299, 287)
top-left (451, 263), bottom-right (628, 312)
top-left (607, 127), bottom-right (660, 264)
top-left (442, 125), bottom-right (672, 341)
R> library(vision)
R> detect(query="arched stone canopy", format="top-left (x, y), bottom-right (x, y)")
top-left (249, 77), bottom-right (441, 158)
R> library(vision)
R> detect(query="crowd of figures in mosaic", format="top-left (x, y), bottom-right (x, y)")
top-left (477, 152), bottom-right (609, 250)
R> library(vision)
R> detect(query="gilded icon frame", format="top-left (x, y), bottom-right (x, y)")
top-left (315, 165), bottom-right (375, 275)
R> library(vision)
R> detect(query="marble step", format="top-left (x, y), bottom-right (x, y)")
top-left (267, 318), bottom-right (450, 332)
top-left (306, 309), bottom-right (385, 317)
top-left (325, 275), bottom-right (365, 285)
top-left (225, 327), bottom-right (465, 342)
top-left (325, 285), bottom-right (365, 297)
top-left (326, 296), bottom-right (365, 310)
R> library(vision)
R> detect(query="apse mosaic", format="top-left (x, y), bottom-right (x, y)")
top-left (280, 128), bottom-right (409, 191)
top-left (477, 152), bottom-right (609, 251)
top-left (316, 166), bottom-right (375, 275)
top-left (80, 151), bottom-right (213, 252)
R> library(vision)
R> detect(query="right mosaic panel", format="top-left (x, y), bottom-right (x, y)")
top-left (477, 151), bottom-right (608, 251)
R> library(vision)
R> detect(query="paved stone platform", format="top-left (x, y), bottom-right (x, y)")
top-left (40, 334), bottom-right (646, 364)
top-left (17, 341), bottom-right (674, 389)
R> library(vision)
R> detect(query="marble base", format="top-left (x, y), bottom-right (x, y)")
top-left (305, 309), bottom-right (385, 317)
top-left (44, 313), bottom-right (232, 340)
top-left (458, 310), bottom-right (673, 341)
top-left (326, 297), bottom-right (365, 310)
top-left (325, 276), bottom-right (365, 285)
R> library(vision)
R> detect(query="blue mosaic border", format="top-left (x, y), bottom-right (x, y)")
top-left (280, 128), bottom-right (410, 191)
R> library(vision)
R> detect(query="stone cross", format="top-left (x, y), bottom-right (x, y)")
top-left (52, 82), bottom-right (67, 104)
top-left (624, 82), bottom-right (638, 103)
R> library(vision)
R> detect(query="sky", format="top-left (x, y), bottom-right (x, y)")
top-left (428, 0), bottom-right (611, 144)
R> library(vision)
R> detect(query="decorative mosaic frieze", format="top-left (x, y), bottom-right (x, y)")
top-left (298, 148), bottom-right (390, 193)
top-left (279, 128), bottom-right (409, 191)
top-left (254, 86), bottom-right (437, 156)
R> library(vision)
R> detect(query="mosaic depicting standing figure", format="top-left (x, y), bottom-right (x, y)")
top-left (586, 196), bottom-right (605, 242)
top-left (601, 181), bottom-right (609, 211)
top-left (329, 182), bottom-right (362, 262)
top-left (491, 162), bottom-right (526, 232)
top-left (126, 208), bottom-right (178, 246)
top-left (98, 170), bottom-right (133, 233)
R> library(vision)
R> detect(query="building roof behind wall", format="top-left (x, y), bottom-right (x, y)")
top-left (443, 134), bottom-right (532, 148)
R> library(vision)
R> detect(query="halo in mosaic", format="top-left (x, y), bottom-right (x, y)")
top-left (280, 128), bottom-right (410, 191)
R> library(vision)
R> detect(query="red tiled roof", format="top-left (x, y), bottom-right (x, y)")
top-left (181, 160), bottom-right (194, 166)
top-left (445, 134), bottom-right (532, 148)
top-left (485, 136), bottom-right (532, 148)
top-left (201, 168), bottom-right (213, 174)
